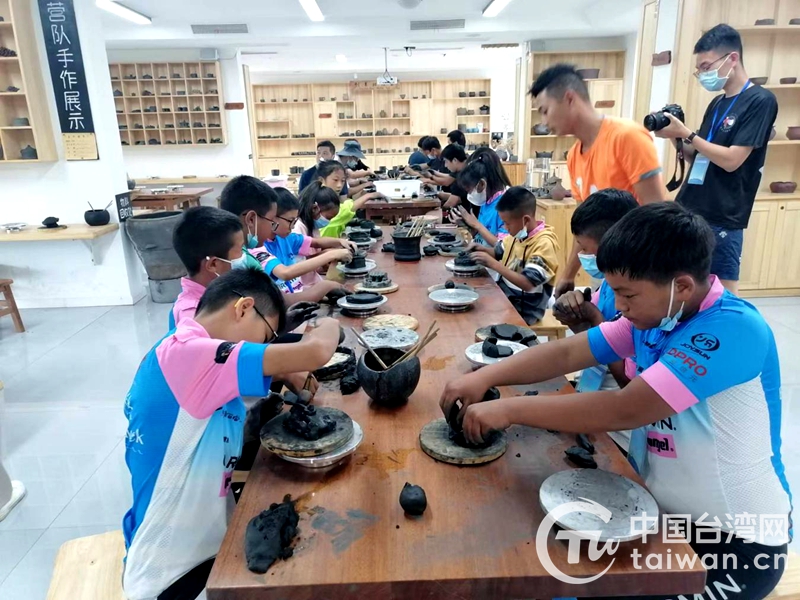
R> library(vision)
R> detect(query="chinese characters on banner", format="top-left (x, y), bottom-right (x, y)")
top-left (37, 0), bottom-right (98, 160)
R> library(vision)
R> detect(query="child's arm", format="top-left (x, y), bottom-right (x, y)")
top-left (348, 181), bottom-right (371, 196)
top-left (352, 192), bottom-right (385, 210)
top-left (262, 317), bottom-right (340, 376)
top-left (282, 281), bottom-right (343, 306)
top-left (310, 237), bottom-right (358, 252)
top-left (450, 206), bottom-right (497, 246)
top-left (271, 249), bottom-right (352, 281)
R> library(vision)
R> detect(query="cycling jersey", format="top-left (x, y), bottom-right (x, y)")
top-left (169, 277), bottom-right (206, 330)
top-left (587, 277), bottom-right (791, 546)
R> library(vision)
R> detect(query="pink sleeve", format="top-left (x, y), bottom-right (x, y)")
top-left (591, 289), bottom-right (600, 305)
top-left (298, 235), bottom-right (314, 257)
top-left (640, 361), bottom-right (700, 413)
top-left (157, 337), bottom-right (247, 420)
top-left (293, 221), bottom-right (309, 236)
top-left (598, 318), bottom-right (636, 358)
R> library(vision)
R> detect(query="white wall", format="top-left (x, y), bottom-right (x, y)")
top-left (649, 0), bottom-right (682, 164)
top-left (106, 49), bottom-right (254, 180)
top-left (0, 0), bottom-right (144, 309)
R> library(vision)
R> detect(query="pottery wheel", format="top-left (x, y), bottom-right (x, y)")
top-left (475, 324), bottom-right (537, 345)
top-left (260, 408), bottom-right (354, 458)
top-left (363, 314), bottom-right (419, 331)
top-left (354, 281), bottom-right (399, 294)
top-left (419, 418), bottom-right (507, 465)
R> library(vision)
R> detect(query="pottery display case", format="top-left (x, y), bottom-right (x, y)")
top-left (523, 49), bottom-right (626, 164)
top-left (668, 0), bottom-right (800, 296)
top-left (249, 78), bottom-right (491, 177)
top-left (0, 0), bottom-right (56, 163)
top-left (109, 60), bottom-right (227, 148)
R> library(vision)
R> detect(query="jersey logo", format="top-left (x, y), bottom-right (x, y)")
top-left (690, 333), bottom-right (720, 352)
top-left (215, 342), bottom-right (236, 364)
top-left (721, 114), bottom-right (736, 132)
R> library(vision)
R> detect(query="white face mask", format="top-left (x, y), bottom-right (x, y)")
top-left (208, 255), bottom-right (247, 276)
top-left (657, 279), bottom-right (685, 332)
top-left (467, 182), bottom-right (487, 206)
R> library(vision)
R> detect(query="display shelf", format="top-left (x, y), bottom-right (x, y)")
top-left (765, 84), bottom-right (800, 89)
top-left (736, 25), bottom-right (800, 33)
top-left (109, 60), bottom-right (227, 148)
top-left (0, 0), bottom-right (56, 163)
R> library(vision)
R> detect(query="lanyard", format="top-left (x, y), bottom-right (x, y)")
top-left (709, 80), bottom-right (750, 141)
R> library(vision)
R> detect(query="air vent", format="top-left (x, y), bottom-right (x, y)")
top-left (410, 19), bottom-right (465, 31)
top-left (191, 23), bottom-right (248, 35)
top-left (482, 43), bottom-right (519, 49)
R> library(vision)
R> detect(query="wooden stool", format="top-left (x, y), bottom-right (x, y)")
top-left (0, 279), bottom-right (24, 333)
top-left (46, 530), bottom-right (126, 600)
top-left (766, 552), bottom-right (800, 598)
top-left (532, 309), bottom-right (569, 341)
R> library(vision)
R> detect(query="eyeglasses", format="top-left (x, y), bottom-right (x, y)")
top-left (693, 52), bottom-right (731, 78)
top-left (232, 290), bottom-right (277, 344)
top-left (256, 213), bottom-right (280, 233)
top-left (276, 214), bottom-right (298, 227)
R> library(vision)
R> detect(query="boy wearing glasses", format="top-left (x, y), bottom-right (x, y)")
top-left (122, 269), bottom-right (340, 600)
top-left (220, 176), bottom-right (349, 303)
top-left (651, 24), bottom-right (778, 295)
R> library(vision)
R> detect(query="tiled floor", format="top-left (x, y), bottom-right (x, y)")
top-left (0, 295), bottom-right (799, 599)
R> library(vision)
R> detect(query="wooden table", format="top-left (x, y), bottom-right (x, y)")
top-left (364, 198), bottom-right (441, 221)
top-left (207, 253), bottom-right (705, 600)
top-left (129, 188), bottom-right (213, 211)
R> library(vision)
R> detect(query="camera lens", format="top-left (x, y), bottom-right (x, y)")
top-left (643, 114), bottom-right (657, 132)
top-left (643, 112), bottom-right (669, 132)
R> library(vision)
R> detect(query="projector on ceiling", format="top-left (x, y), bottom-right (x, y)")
top-left (376, 75), bottom-right (398, 86)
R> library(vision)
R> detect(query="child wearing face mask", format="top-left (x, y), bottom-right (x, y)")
top-left (170, 206), bottom-right (247, 329)
top-left (451, 149), bottom-right (512, 246)
top-left (552, 188), bottom-right (639, 450)
top-left (466, 186), bottom-right (559, 324)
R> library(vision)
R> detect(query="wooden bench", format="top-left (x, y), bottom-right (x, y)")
top-left (532, 309), bottom-right (569, 341)
top-left (0, 279), bottom-right (24, 333)
top-left (46, 530), bottom-right (126, 600)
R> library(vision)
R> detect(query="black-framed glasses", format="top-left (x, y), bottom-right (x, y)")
top-left (276, 214), bottom-right (298, 227)
top-left (693, 52), bottom-right (731, 78)
top-left (256, 213), bottom-right (280, 233)
top-left (233, 290), bottom-right (277, 343)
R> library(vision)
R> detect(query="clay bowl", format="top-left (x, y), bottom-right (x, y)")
top-left (576, 68), bottom-right (600, 80)
top-left (780, 77), bottom-right (798, 84)
top-left (755, 18), bottom-right (776, 26)
top-left (770, 181), bottom-right (798, 194)
top-left (751, 77), bottom-right (768, 86)
top-left (787, 126), bottom-right (800, 140)
top-left (357, 347), bottom-right (421, 407)
top-left (84, 209), bottom-right (110, 227)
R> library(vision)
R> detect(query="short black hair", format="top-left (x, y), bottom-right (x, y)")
top-left (694, 24), bottom-right (743, 62)
top-left (417, 135), bottom-right (428, 149)
top-left (298, 181), bottom-right (341, 235)
top-left (196, 268), bottom-right (286, 333)
top-left (441, 143), bottom-right (467, 163)
top-left (496, 186), bottom-right (537, 217)
top-left (421, 136), bottom-right (441, 151)
top-left (459, 147), bottom-right (512, 196)
top-left (571, 188), bottom-right (639, 242)
top-left (597, 202), bottom-right (715, 284)
top-left (173, 206), bottom-right (244, 276)
top-left (273, 187), bottom-right (300, 215)
top-left (220, 175), bottom-right (276, 218)
top-left (529, 63), bottom-right (590, 102)
top-left (317, 140), bottom-right (336, 154)
top-left (316, 160), bottom-right (345, 181)
top-left (447, 130), bottom-right (466, 147)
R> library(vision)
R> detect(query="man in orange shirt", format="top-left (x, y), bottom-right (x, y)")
top-left (530, 64), bottom-right (665, 297)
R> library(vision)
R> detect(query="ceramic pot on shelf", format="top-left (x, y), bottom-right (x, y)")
top-left (787, 126), bottom-right (800, 140)
top-left (84, 209), bottom-right (111, 227)
top-left (770, 181), bottom-right (798, 194)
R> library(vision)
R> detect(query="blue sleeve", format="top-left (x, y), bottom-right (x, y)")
top-left (168, 306), bottom-right (175, 331)
top-left (262, 257), bottom-right (281, 276)
top-left (288, 233), bottom-right (305, 255)
top-left (236, 342), bottom-right (273, 397)
top-left (658, 308), bottom-right (770, 400)
top-left (587, 326), bottom-right (623, 365)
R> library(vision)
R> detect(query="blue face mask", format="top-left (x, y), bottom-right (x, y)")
top-left (698, 55), bottom-right (733, 92)
top-left (578, 253), bottom-right (604, 280)
top-left (515, 228), bottom-right (528, 241)
top-left (209, 255), bottom-right (247, 275)
top-left (658, 279), bottom-right (685, 332)
top-left (245, 218), bottom-right (259, 249)
top-left (314, 217), bottom-right (330, 229)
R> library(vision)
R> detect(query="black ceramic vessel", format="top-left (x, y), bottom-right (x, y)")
top-left (84, 209), bottom-right (111, 227)
top-left (357, 347), bottom-right (421, 407)
top-left (391, 232), bottom-right (422, 262)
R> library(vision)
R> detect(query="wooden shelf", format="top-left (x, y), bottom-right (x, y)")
top-left (0, 223), bottom-right (119, 242)
top-left (768, 140), bottom-right (800, 145)
top-left (736, 25), bottom-right (800, 33)
top-left (0, 125), bottom-right (32, 130)
top-left (0, 57), bottom-right (19, 62)
top-left (765, 84), bottom-right (800, 89)
top-left (133, 176), bottom-right (233, 184)
top-left (434, 96), bottom-right (492, 100)
top-left (756, 192), bottom-right (800, 200)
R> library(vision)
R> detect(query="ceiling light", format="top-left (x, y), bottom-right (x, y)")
top-left (336, 54), bottom-right (347, 63)
top-left (298, 0), bottom-right (324, 22)
top-left (482, 0), bottom-right (514, 18)
top-left (96, 0), bottom-right (152, 25)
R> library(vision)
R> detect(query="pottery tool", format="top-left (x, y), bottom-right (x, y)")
top-left (419, 418), bottom-right (508, 465)
top-left (362, 314), bottom-right (419, 331)
top-left (350, 328), bottom-right (390, 370)
top-left (260, 407), bottom-right (354, 458)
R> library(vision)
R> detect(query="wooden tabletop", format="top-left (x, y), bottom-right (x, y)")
top-left (130, 187), bottom-right (213, 200)
top-left (134, 177), bottom-right (232, 184)
top-left (365, 198), bottom-right (440, 209)
top-left (0, 223), bottom-right (119, 242)
top-left (207, 251), bottom-right (705, 600)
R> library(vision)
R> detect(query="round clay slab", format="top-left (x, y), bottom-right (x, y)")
top-left (419, 418), bottom-right (507, 465)
top-left (362, 314), bottom-right (419, 331)
top-left (465, 341), bottom-right (527, 367)
top-left (360, 327), bottom-right (419, 351)
top-left (475, 324), bottom-right (536, 343)
top-left (260, 407), bottom-right (354, 458)
top-left (354, 281), bottom-right (399, 294)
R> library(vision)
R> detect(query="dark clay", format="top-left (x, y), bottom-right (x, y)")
top-left (282, 403), bottom-right (337, 441)
top-left (349, 253), bottom-right (367, 269)
top-left (340, 373), bottom-right (360, 395)
top-left (370, 227), bottom-right (383, 239)
top-left (524, 390), bottom-right (539, 396)
top-left (491, 324), bottom-right (523, 341)
top-left (349, 292), bottom-right (382, 305)
top-left (399, 482), bottom-right (427, 516)
top-left (245, 495), bottom-right (299, 573)
top-left (382, 243), bottom-right (395, 253)
top-left (360, 220), bottom-right (376, 229)
top-left (423, 245), bottom-right (439, 256)
top-left (454, 251), bottom-right (477, 267)
top-left (444, 280), bottom-right (456, 289)
top-left (447, 389), bottom-right (500, 448)
top-left (576, 433), bottom-right (595, 455)
top-left (366, 270), bottom-right (389, 285)
top-left (348, 231), bottom-right (370, 242)
top-left (434, 233), bottom-right (456, 243)
top-left (482, 337), bottom-right (513, 359)
top-left (324, 288), bottom-right (350, 304)
top-left (565, 446), bottom-right (597, 468)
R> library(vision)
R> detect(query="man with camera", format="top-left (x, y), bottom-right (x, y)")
top-left (530, 64), bottom-right (665, 297)
top-left (651, 24), bottom-right (778, 294)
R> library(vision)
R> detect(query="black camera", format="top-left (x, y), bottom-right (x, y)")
top-left (643, 104), bottom-right (685, 132)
